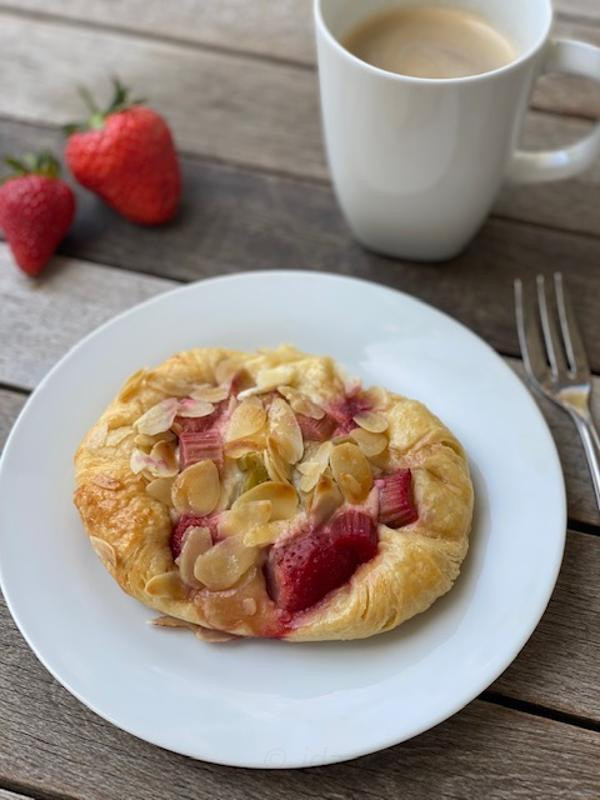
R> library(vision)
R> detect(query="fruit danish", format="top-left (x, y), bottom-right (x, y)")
top-left (74, 346), bottom-right (473, 642)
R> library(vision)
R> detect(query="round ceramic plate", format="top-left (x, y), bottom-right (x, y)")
top-left (0, 271), bottom-right (566, 768)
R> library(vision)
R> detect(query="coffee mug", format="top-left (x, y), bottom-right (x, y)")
top-left (314, 0), bottom-right (600, 261)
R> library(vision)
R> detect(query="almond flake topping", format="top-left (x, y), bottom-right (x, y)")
top-left (195, 628), bottom-right (238, 643)
top-left (220, 499), bottom-right (272, 538)
top-left (135, 398), bottom-right (179, 435)
top-left (130, 441), bottom-right (178, 479)
top-left (264, 436), bottom-right (292, 484)
top-left (353, 410), bottom-right (389, 434)
top-left (233, 481), bottom-right (298, 520)
top-left (90, 537), bottom-right (117, 569)
top-left (191, 384), bottom-right (230, 403)
top-left (268, 398), bottom-right (303, 464)
top-left (144, 571), bottom-right (186, 599)
top-left (237, 365), bottom-right (296, 399)
top-left (297, 441), bottom-right (333, 492)
top-left (178, 526), bottom-right (213, 587)
top-left (309, 474), bottom-right (343, 526)
top-left (145, 476), bottom-right (175, 505)
top-left (242, 520), bottom-right (288, 547)
top-left (277, 386), bottom-right (325, 420)
top-left (350, 427), bottom-right (389, 458)
top-left (330, 442), bottom-right (373, 504)
top-left (105, 426), bottom-right (132, 447)
top-left (177, 397), bottom-right (215, 418)
top-left (91, 474), bottom-right (122, 491)
top-left (193, 536), bottom-right (259, 591)
top-left (171, 460), bottom-right (221, 515)
top-left (225, 399), bottom-right (267, 442)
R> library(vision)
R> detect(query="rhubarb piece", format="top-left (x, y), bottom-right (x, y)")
top-left (172, 399), bottom-right (226, 435)
top-left (171, 512), bottom-right (214, 558)
top-left (377, 469), bottom-right (418, 528)
top-left (329, 510), bottom-right (378, 562)
top-left (179, 429), bottom-right (223, 470)
top-left (328, 391), bottom-right (371, 434)
top-left (266, 511), bottom-right (378, 613)
top-left (296, 412), bottom-right (336, 442)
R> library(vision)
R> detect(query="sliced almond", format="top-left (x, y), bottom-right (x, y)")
top-left (105, 426), bottom-right (133, 447)
top-left (134, 430), bottom-right (176, 450)
top-left (265, 436), bottom-right (292, 483)
top-left (278, 386), bottom-right (325, 420)
top-left (242, 519), bottom-right (288, 547)
top-left (193, 536), bottom-right (259, 591)
top-left (225, 399), bottom-right (266, 442)
top-left (87, 422), bottom-right (108, 449)
top-left (220, 500), bottom-right (272, 538)
top-left (135, 398), bottom-right (179, 435)
top-left (330, 442), bottom-right (373, 504)
top-left (149, 440), bottom-right (179, 477)
top-left (145, 374), bottom-right (196, 397)
top-left (353, 410), bottom-right (389, 434)
top-left (233, 481), bottom-right (298, 520)
top-left (237, 365), bottom-right (295, 399)
top-left (178, 526), bottom-right (213, 586)
top-left (146, 476), bottom-right (175, 505)
top-left (177, 397), bottom-right (215, 418)
top-left (350, 427), bottom-right (389, 458)
top-left (150, 615), bottom-right (197, 630)
top-left (296, 441), bottom-right (333, 492)
top-left (224, 436), bottom-right (266, 459)
top-left (268, 398), bottom-right (303, 464)
top-left (90, 536), bottom-right (116, 569)
top-left (91, 474), bottom-right (121, 491)
top-left (242, 598), bottom-right (257, 616)
top-left (171, 460), bottom-right (221, 515)
top-left (191, 385), bottom-right (230, 404)
top-left (195, 627), bottom-right (238, 643)
top-left (309, 474), bottom-right (343, 526)
top-left (364, 385), bottom-right (390, 410)
top-left (145, 571), bottom-right (186, 600)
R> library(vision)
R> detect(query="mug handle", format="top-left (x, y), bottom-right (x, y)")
top-left (508, 38), bottom-right (600, 184)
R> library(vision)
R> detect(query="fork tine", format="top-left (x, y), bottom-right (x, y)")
top-left (536, 274), bottom-right (568, 379)
top-left (554, 272), bottom-right (590, 380)
top-left (514, 278), bottom-right (550, 385)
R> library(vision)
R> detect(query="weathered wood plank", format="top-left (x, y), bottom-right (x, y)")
top-left (0, 10), bottom-right (597, 185)
top-left (1, 244), bottom-right (599, 527)
top-left (0, 389), bottom-right (26, 452)
top-left (0, 593), bottom-right (598, 798)
top-left (0, 791), bottom-right (35, 800)
top-left (5, 1), bottom-right (600, 72)
top-left (491, 530), bottom-right (600, 718)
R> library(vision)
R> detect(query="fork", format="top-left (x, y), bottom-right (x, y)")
top-left (514, 272), bottom-right (600, 511)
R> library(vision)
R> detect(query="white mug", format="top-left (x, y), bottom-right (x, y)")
top-left (314, 0), bottom-right (600, 261)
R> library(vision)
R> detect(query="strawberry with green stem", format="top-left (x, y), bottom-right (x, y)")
top-left (0, 151), bottom-right (75, 276)
top-left (65, 78), bottom-right (181, 225)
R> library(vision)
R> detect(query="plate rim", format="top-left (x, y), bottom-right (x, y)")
top-left (0, 269), bottom-right (567, 768)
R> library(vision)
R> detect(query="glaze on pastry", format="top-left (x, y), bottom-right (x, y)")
top-left (73, 346), bottom-right (473, 642)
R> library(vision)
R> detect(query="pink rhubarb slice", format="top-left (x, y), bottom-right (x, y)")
top-left (295, 412), bottom-right (336, 442)
top-left (376, 469), bottom-right (418, 528)
top-left (179, 429), bottom-right (223, 471)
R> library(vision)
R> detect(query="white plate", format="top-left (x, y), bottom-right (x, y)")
top-left (0, 271), bottom-right (566, 768)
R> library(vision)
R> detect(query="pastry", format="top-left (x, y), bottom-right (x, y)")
top-left (73, 345), bottom-right (473, 642)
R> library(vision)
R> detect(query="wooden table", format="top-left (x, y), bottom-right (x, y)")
top-left (0, 2), bottom-right (599, 797)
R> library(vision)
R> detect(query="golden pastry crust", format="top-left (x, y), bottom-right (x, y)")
top-left (73, 345), bottom-right (473, 642)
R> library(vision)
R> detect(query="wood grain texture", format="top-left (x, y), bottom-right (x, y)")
top-left (1, 243), bottom-right (599, 527)
top-left (0, 10), bottom-right (598, 184)
top-left (0, 389), bottom-right (25, 451)
top-left (0, 592), bottom-right (598, 799)
top-left (0, 791), bottom-right (35, 800)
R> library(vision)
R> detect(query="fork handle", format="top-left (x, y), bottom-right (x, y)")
top-left (572, 413), bottom-right (600, 512)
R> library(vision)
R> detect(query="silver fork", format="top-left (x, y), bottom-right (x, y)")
top-left (514, 272), bottom-right (600, 511)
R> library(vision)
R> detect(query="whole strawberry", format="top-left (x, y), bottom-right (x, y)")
top-left (0, 152), bottom-right (75, 276)
top-left (65, 79), bottom-right (181, 225)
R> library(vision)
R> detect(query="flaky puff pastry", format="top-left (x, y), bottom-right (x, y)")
top-left (73, 346), bottom-right (473, 642)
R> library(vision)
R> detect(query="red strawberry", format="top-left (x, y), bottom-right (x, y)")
top-left (377, 469), bottom-right (418, 528)
top-left (266, 511), bottom-right (378, 613)
top-left (0, 152), bottom-right (75, 275)
top-left (65, 79), bottom-right (180, 225)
